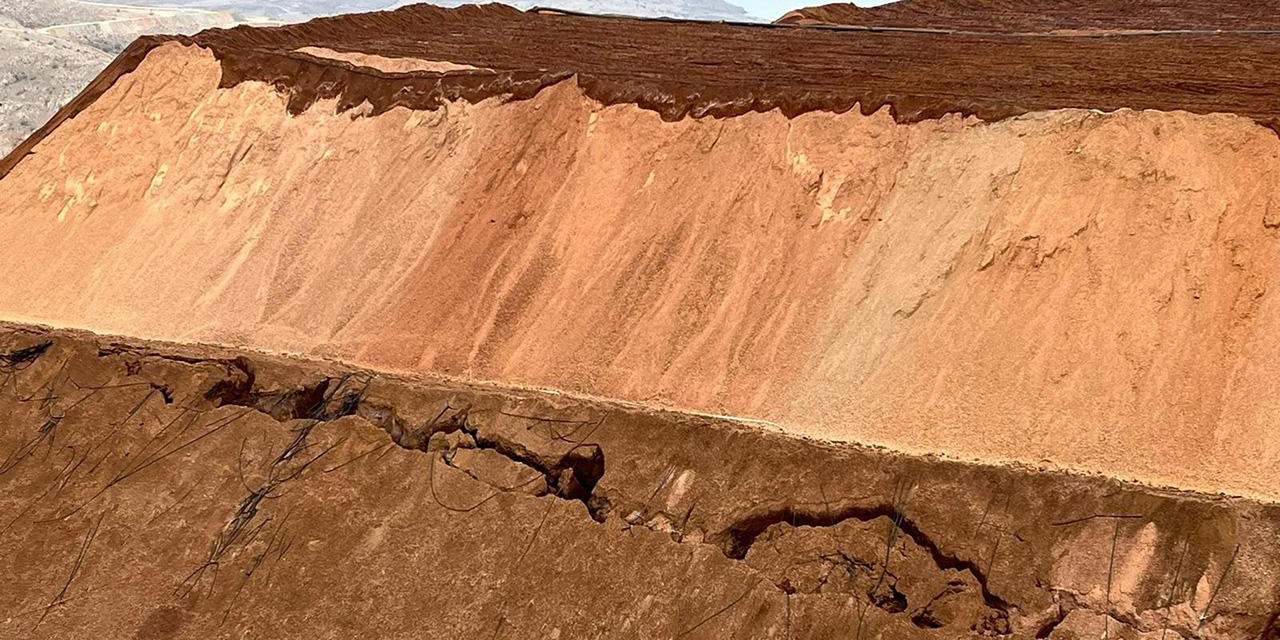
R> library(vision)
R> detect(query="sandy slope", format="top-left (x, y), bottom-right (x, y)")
top-left (294, 46), bottom-right (489, 72)
top-left (2, 43), bottom-right (1280, 501)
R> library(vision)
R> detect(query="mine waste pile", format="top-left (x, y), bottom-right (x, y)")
top-left (1, 2), bottom-right (1279, 638)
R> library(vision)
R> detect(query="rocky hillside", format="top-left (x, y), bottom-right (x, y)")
top-left (400, 0), bottom-right (752, 21)
top-left (6, 3), bottom-right (1280, 502)
top-left (0, 0), bottom-right (233, 155)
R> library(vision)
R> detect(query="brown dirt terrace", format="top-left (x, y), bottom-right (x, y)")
top-left (777, 0), bottom-right (1280, 31)
top-left (3, 2), bottom-right (1280, 499)
top-left (11, 3), bottom-right (1280, 178)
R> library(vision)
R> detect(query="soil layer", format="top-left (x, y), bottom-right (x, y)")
top-left (2, 323), bottom-right (1277, 638)
top-left (3, 42), bottom-right (1280, 502)
top-left (12, 4), bottom-right (1280, 177)
top-left (777, 0), bottom-right (1280, 30)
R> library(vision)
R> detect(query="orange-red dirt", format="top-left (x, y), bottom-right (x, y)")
top-left (3, 4), bottom-right (1280, 638)
top-left (3, 38), bottom-right (1280, 501)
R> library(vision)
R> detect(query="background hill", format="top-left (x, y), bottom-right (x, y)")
top-left (0, 0), bottom-right (235, 154)
top-left (395, 0), bottom-right (750, 21)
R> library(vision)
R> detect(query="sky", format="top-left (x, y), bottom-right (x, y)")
top-left (738, 0), bottom-right (894, 20)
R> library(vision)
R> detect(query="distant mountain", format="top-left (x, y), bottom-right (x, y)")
top-left (13, 0), bottom-right (754, 26)
top-left (0, 27), bottom-right (110, 155)
top-left (118, 0), bottom-right (752, 23)
top-left (395, 0), bottom-right (753, 21)
top-left (0, 0), bottom-right (234, 155)
top-left (166, 0), bottom-right (760, 22)
top-left (106, 0), bottom-right (399, 22)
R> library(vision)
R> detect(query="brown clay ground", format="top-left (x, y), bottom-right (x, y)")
top-left (777, 0), bottom-right (1280, 30)
top-left (2, 324), bottom-right (1277, 639)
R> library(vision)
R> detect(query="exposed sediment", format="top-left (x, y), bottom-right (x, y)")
top-left (2, 323), bottom-right (1278, 638)
top-left (2, 39), bottom-right (1280, 501)
top-left (294, 46), bottom-right (491, 72)
top-left (777, 0), bottom-right (1280, 31)
top-left (3, 7), bottom-right (1280, 637)
top-left (14, 3), bottom-right (1280, 180)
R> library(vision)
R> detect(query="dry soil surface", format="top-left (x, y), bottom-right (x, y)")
top-left (776, 0), bottom-right (1280, 30)
top-left (1, 324), bottom-right (1276, 639)
top-left (2, 37), bottom-right (1280, 502)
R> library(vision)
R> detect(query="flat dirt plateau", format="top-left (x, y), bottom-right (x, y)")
top-left (1, 324), bottom-right (1278, 639)
top-left (777, 0), bottom-right (1280, 30)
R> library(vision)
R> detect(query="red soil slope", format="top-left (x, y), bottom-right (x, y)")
top-left (3, 5), bottom-right (1280, 502)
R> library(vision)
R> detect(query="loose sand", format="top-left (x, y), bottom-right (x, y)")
top-left (2, 43), bottom-right (1279, 501)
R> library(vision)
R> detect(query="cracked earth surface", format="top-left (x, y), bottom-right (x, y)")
top-left (2, 324), bottom-right (1277, 639)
